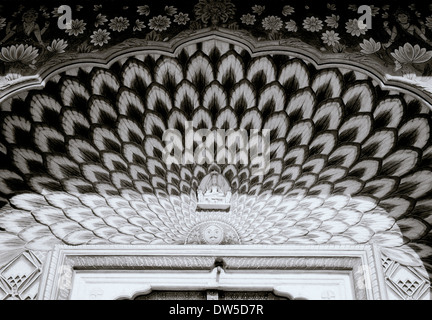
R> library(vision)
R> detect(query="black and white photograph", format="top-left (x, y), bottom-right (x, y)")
top-left (0, 0), bottom-right (431, 304)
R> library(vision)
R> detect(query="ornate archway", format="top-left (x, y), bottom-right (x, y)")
top-left (0, 1), bottom-right (431, 300)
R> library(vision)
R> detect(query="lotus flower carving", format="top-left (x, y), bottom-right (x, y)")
top-left (0, 44), bottom-right (39, 64)
top-left (391, 43), bottom-right (432, 64)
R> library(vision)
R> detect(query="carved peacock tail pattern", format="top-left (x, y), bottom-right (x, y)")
top-left (0, 40), bottom-right (431, 277)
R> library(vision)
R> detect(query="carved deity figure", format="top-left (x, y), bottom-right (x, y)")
top-left (383, 9), bottom-right (432, 49)
top-left (196, 171), bottom-right (231, 211)
top-left (198, 171), bottom-right (231, 204)
top-left (0, 9), bottom-right (50, 47)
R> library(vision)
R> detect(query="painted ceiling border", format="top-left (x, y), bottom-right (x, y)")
top-left (1, 27), bottom-right (432, 106)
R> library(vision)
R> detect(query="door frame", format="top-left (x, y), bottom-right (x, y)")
top-left (38, 244), bottom-right (387, 300)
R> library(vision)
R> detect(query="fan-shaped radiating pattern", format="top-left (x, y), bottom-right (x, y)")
top-left (0, 42), bottom-right (431, 275)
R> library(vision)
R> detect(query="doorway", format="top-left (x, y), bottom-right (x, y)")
top-left (132, 290), bottom-right (289, 300)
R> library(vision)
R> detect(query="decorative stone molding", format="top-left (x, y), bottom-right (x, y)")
top-left (0, 251), bottom-right (45, 300)
top-left (38, 244), bottom-right (387, 300)
top-left (1, 246), bottom-right (429, 300)
top-left (381, 254), bottom-right (431, 300)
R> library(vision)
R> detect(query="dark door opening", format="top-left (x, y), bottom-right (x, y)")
top-left (132, 290), bottom-right (289, 300)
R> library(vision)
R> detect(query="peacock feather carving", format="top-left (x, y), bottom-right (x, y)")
top-left (0, 40), bottom-right (431, 276)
